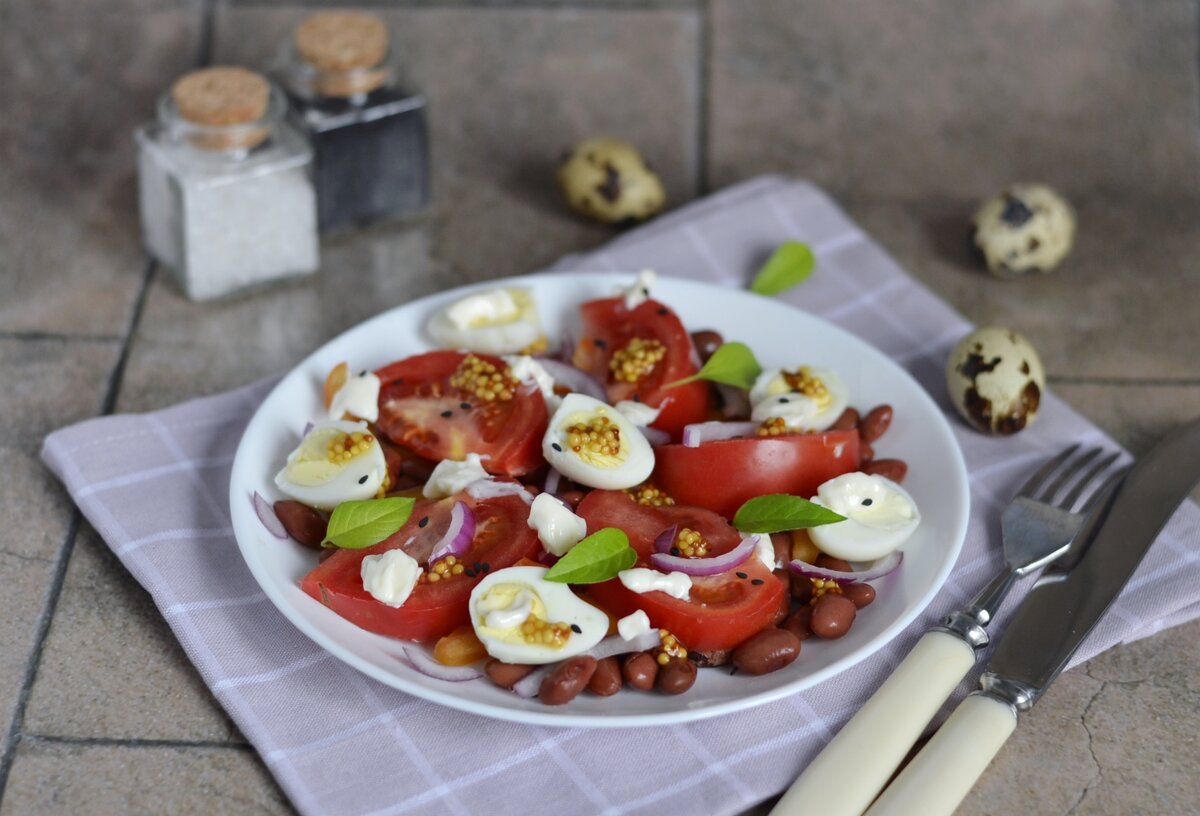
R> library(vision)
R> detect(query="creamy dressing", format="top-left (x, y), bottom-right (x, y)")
top-left (328, 371), bottom-right (381, 423)
top-left (614, 399), bottom-right (662, 427)
top-left (621, 268), bottom-right (657, 310)
top-left (526, 493), bottom-right (588, 556)
top-left (503, 354), bottom-right (560, 411)
top-left (446, 289), bottom-right (520, 329)
top-left (618, 568), bottom-right (691, 601)
top-left (423, 453), bottom-right (491, 499)
top-left (617, 609), bottom-right (652, 641)
top-left (361, 548), bottom-right (421, 607)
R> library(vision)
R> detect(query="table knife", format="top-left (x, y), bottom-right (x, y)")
top-left (864, 416), bottom-right (1200, 816)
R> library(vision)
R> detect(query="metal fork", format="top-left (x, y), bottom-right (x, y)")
top-left (769, 446), bottom-right (1127, 816)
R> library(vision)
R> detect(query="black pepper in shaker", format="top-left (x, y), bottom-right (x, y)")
top-left (281, 11), bottom-right (430, 232)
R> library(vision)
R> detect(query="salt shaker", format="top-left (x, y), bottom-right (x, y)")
top-left (280, 11), bottom-right (430, 231)
top-left (135, 66), bottom-right (320, 301)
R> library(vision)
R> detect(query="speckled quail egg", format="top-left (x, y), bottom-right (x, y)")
top-left (469, 566), bottom-right (608, 664)
top-left (274, 420), bottom-right (387, 509)
top-left (557, 137), bottom-right (665, 225)
top-left (543, 393), bottom-right (654, 489)
top-left (972, 184), bottom-right (1076, 278)
top-left (946, 327), bottom-right (1046, 435)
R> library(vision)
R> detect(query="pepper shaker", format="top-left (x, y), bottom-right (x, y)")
top-left (280, 11), bottom-right (430, 231)
top-left (135, 66), bottom-right (320, 301)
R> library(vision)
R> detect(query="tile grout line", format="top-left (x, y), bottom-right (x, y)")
top-left (0, 262), bottom-right (156, 806)
top-left (231, 0), bottom-right (700, 9)
top-left (694, 0), bottom-right (712, 195)
top-left (1048, 375), bottom-right (1200, 387)
top-left (0, 331), bottom-right (124, 343)
top-left (20, 734), bottom-right (253, 752)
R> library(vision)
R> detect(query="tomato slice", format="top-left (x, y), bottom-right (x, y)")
top-left (652, 430), bottom-right (861, 519)
top-left (375, 350), bottom-right (548, 477)
top-left (571, 297), bottom-right (709, 438)
top-left (575, 490), bottom-right (787, 652)
top-left (300, 492), bottom-right (541, 642)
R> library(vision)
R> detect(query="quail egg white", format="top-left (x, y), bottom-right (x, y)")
top-left (808, 472), bottom-right (921, 562)
top-left (543, 393), bottom-right (654, 489)
top-left (274, 420), bottom-right (387, 510)
top-left (748, 366), bottom-right (848, 432)
top-left (946, 327), bottom-right (1045, 435)
top-left (469, 566), bottom-right (609, 664)
top-left (426, 287), bottom-right (542, 355)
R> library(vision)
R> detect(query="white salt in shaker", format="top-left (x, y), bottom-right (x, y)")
top-left (135, 66), bottom-right (319, 301)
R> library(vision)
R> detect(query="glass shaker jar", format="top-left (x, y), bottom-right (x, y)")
top-left (279, 11), bottom-right (430, 231)
top-left (135, 66), bottom-right (320, 301)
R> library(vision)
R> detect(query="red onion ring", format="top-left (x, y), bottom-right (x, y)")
top-left (510, 630), bottom-right (663, 698)
top-left (428, 501), bottom-right (475, 563)
top-left (400, 646), bottom-right (483, 682)
top-left (301, 421), bottom-right (314, 438)
top-left (252, 492), bottom-right (287, 539)
top-left (681, 421), bottom-right (759, 448)
top-left (652, 524), bottom-right (679, 555)
top-left (788, 550), bottom-right (904, 585)
top-left (543, 467), bottom-right (562, 495)
top-left (639, 426), bottom-right (671, 447)
top-left (649, 535), bottom-right (756, 577)
top-left (536, 359), bottom-right (606, 401)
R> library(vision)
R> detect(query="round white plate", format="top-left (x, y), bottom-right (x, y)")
top-left (229, 272), bottom-right (969, 728)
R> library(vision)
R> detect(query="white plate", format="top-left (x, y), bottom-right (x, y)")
top-left (229, 272), bottom-right (969, 728)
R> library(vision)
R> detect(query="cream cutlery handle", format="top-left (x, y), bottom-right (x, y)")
top-left (769, 631), bottom-right (977, 816)
top-left (864, 692), bottom-right (1018, 816)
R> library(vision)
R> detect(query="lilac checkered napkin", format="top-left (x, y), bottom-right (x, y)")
top-left (43, 177), bottom-right (1200, 816)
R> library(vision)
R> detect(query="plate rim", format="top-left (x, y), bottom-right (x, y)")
top-left (229, 270), bottom-right (970, 728)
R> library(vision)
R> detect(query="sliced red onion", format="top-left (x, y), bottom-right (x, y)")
top-left (681, 421), bottom-right (759, 448)
top-left (650, 536), bottom-right (756, 577)
top-left (536, 359), bottom-right (606, 401)
top-left (715, 384), bottom-right (751, 419)
top-left (400, 646), bottom-right (483, 682)
top-left (428, 501), bottom-right (475, 563)
top-left (788, 550), bottom-right (904, 585)
top-left (543, 467), bottom-right (562, 495)
top-left (653, 523), bottom-right (679, 554)
top-left (252, 491), bottom-right (287, 539)
top-left (510, 630), bottom-right (662, 698)
top-left (301, 421), bottom-right (314, 438)
top-left (640, 426), bottom-right (671, 447)
top-left (465, 479), bottom-right (532, 503)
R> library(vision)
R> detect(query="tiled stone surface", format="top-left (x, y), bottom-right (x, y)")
top-left (0, 7), bottom-right (200, 336)
top-left (22, 527), bottom-right (237, 743)
top-left (0, 340), bottom-right (120, 765)
top-left (0, 743), bottom-right (289, 816)
top-left (708, 0), bottom-right (1200, 201)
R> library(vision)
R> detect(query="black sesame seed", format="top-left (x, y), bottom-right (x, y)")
top-left (440, 410), bottom-right (453, 418)
top-left (357, 475), bottom-right (369, 484)
top-left (551, 442), bottom-right (563, 452)
top-left (641, 287), bottom-right (650, 296)
top-left (570, 624), bottom-right (583, 634)
top-left (460, 402), bottom-right (472, 410)
top-left (862, 498), bottom-right (874, 506)
top-left (359, 370), bottom-right (367, 377)
top-left (779, 397), bottom-right (789, 404)
top-left (751, 578), bottom-right (764, 586)
top-left (671, 547), bottom-right (681, 556)
top-left (729, 666), bottom-right (739, 676)
top-left (481, 562), bottom-right (491, 572)
top-left (472, 562), bottom-right (481, 572)
top-left (632, 394), bottom-right (642, 403)
top-left (593, 338), bottom-right (607, 349)
top-left (735, 571), bottom-right (748, 579)
top-left (464, 568), bottom-right (476, 578)
top-left (657, 307), bottom-right (668, 316)
top-left (418, 516), bottom-right (430, 528)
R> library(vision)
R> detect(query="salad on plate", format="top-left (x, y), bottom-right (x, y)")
top-left (253, 270), bottom-right (922, 706)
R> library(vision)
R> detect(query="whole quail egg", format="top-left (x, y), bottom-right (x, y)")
top-left (972, 184), bottom-right (1076, 278)
top-left (557, 137), bottom-right (665, 225)
top-left (946, 327), bottom-right (1046, 435)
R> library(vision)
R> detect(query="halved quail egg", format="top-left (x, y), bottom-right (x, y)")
top-left (808, 472), bottom-right (921, 562)
top-left (543, 393), bottom-right (654, 489)
top-left (749, 366), bottom-right (848, 432)
top-left (274, 420), bottom-right (387, 510)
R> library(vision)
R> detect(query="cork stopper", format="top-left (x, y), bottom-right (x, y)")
top-left (170, 66), bottom-right (272, 151)
top-left (293, 11), bottom-right (390, 97)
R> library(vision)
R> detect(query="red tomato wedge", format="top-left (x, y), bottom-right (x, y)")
top-left (571, 297), bottom-right (709, 438)
top-left (375, 350), bottom-right (548, 477)
top-left (575, 490), bottom-right (787, 652)
top-left (300, 492), bottom-right (540, 643)
top-left (653, 430), bottom-right (861, 519)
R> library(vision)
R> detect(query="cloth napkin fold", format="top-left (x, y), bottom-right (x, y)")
top-left (43, 177), bottom-right (1200, 816)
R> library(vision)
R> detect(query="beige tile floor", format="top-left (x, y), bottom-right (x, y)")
top-left (2, 1), bottom-right (1199, 814)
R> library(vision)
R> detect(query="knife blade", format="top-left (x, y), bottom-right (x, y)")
top-left (865, 416), bottom-right (1200, 816)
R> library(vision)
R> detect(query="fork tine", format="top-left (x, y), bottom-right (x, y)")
top-left (1014, 443), bottom-right (1080, 499)
top-left (1058, 451), bottom-right (1122, 510)
top-left (1079, 464), bottom-right (1130, 514)
top-left (1034, 446), bottom-right (1103, 502)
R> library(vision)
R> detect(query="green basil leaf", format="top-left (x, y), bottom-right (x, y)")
top-left (732, 494), bottom-right (846, 534)
top-left (323, 496), bottom-right (416, 549)
top-left (666, 341), bottom-right (762, 390)
top-left (544, 528), bottom-right (637, 584)
top-left (750, 241), bottom-right (816, 296)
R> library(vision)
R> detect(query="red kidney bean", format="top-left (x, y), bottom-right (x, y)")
top-left (690, 330), bottom-right (724, 363)
top-left (540, 656), bottom-right (598, 705)
top-left (864, 459), bottom-right (908, 483)
top-left (791, 572), bottom-right (814, 603)
top-left (842, 583), bottom-right (877, 609)
top-left (623, 652), bottom-right (658, 690)
top-left (859, 440), bottom-right (875, 464)
top-left (587, 657), bottom-right (622, 697)
top-left (815, 554), bottom-right (853, 573)
top-left (485, 659), bottom-right (535, 690)
top-left (656, 657), bottom-right (698, 695)
top-left (559, 490), bottom-right (585, 509)
top-left (782, 606), bottom-right (814, 641)
top-left (811, 594), bottom-right (857, 639)
top-left (860, 405), bottom-right (894, 443)
top-left (831, 407), bottom-right (860, 431)
top-left (732, 628), bottom-right (801, 675)
top-left (273, 501), bottom-right (327, 549)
